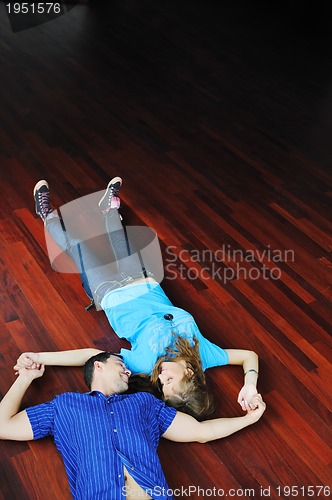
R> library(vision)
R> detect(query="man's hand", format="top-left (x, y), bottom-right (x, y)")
top-left (14, 353), bottom-right (41, 374)
top-left (17, 365), bottom-right (45, 381)
top-left (245, 394), bottom-right (266, 423)
top-left (238, 383), bottom-right (258, 411)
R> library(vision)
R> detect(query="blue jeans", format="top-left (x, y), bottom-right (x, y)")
top-left (45, 208), bottom-right (152, 306)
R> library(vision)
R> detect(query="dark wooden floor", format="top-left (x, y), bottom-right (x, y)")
top-left (0, 1), bottom-right (331, 499)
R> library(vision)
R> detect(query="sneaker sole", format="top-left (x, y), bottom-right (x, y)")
top-left (98, 176), bottom-right (123, 207)
top-left (33, 179), bottom-right (49, 196)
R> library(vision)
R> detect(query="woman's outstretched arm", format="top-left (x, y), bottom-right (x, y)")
top-left (225, 349), bottom-right (259, 411)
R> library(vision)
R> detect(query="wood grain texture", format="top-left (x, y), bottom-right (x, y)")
top-left (0, 1), bottom-right (331, 499)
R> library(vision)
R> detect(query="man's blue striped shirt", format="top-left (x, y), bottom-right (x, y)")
top-left (26, 391), bottom-right (176, 499)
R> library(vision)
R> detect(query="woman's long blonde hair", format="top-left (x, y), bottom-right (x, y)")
top-left (150, 335), bottom-right (215, 420)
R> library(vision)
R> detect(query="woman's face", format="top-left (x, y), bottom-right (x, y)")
top-left (158, 360), bottom-right (191, 397)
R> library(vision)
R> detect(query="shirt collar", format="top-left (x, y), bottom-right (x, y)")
top-left (88, 390), bottom-right (128, 401)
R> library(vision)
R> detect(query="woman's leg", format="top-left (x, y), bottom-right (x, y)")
top-left (45, 215), bottom-right (108, 283)
top-left (45, 214), bottom-right (82, 269)
top-left (46, 213), bottom-right (125, 304)
top-left (34, 180), bottom-right (86, 274)
top-left (105, 208), bottom-right (148, 278)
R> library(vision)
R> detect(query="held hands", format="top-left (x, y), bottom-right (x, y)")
top-left (245, 394), bottom-right (266, 423)
top-left (14, 352), bottom-right (41, 375)
top-left (17, 364), bottom-right (45, 382)
top-left (238, 383), bottom-right (259, 411)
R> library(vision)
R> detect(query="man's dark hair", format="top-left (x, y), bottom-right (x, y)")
top-left (83, 352), bottom-right (119, 389)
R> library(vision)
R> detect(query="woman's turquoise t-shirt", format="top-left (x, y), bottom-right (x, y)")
top-left (101, 281), bottom-right (229, 374)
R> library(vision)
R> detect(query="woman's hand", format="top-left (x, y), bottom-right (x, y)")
top-left (237, 383), bottom-right (258, 411)
top-left (14, 352), bottom-right (41, 374)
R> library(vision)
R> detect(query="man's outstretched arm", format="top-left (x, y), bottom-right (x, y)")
top-left (0, 366), bottom-right (45, 441)
top-left (14, 348), bottom-right (102, 372)
top-left (163, 394), bottom-right (266, 443)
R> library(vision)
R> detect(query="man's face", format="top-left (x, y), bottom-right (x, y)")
top-left (100, 355), bottom-right (131, 394)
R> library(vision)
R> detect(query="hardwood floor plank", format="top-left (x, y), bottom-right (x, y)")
top-left (264, 391), bottom-right (332, 481)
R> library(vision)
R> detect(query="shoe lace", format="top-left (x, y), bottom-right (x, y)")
top-left (38, 191), bottom-right (50, 211)
top-left (107, 186), bottom-right (119, 204)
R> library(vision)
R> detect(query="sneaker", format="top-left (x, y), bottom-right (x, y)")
top-left (33, 180), bottom-right (52, 221)
top-left (98, 176), bottom-right (122, 214)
